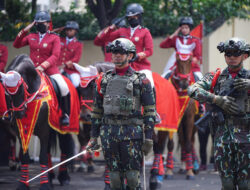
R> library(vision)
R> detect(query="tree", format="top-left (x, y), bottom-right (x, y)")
top-left (86, 0), bottom-right (124, 29)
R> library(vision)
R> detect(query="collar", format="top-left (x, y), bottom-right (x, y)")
top-left (112, 66), bottom-right (134, 76)
top-left (179, 34), bottom-right (191, 39)
top-left (39, 32), bottom-right (47, 39)
top-left (224, 67), bottom-right (246, 77)
top-left (66, 36), bottom-right (75, 43)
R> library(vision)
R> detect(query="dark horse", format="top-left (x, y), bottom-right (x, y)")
top-left (150, 52), bottom-right (200, 189)
top-left (5, 54), bottom-right (74, 190)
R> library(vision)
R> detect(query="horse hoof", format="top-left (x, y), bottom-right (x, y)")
top-left (186, 175), bottom-right (195, 180)
top-left (48, 172), bottom-right (55, 185)
top-left (87, 165), bottom-right (94, 173)
top-left (149, 175), bottom-right (163, 190)
top-left (9, 160), bottom-right (17, 171)
top-left (16, 182), bottom-right (30, 190)
top-left (193, 169), bottom-right (199, 175)
top-left (58, 171), bottom-right (70, 186)
top-left (193, 160), bottom-right (199, 175)
top-left (178, 168), bottom-right (186, 174)
top-left (104, 183), bottom-right (111, 190)
top-left (40, 183), bottom-right (52, 190)
top-left (165, 174), bottom-right (174, 180)
top-left (77, 167), bottom-right (84, 172)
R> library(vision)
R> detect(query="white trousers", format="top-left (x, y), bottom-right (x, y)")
top-left (139, 69), bottom-right (154, 88)
top-left (50, 74), bottom-right (69, 96)
top-left (70, 73), bottom-right (81, 88)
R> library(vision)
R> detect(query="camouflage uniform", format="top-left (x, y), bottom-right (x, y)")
top-left (188, 67), bottom-right (250, 189)
top-left (91, 66), bottom-right (156, 189)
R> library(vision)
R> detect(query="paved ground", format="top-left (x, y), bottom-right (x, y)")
top-left (0, 162), bottom-right (221, 190)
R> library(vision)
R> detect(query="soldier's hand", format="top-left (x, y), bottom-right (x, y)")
top-left (170, 27), bottom-right (181, 39)
top-left (234, 79), bottom-right (250, 90)
top-left (36, 66), bottom-right (44, 72)
top-left (65, 61), bottom-right (74, 69)
top-left (137, 52), bottom-right (146, 61)
top-left (214, 95), bottom-right (239, 114)
top-left (24, 21), bottom-right (35, 32)
top-left (86, 138), bottom-right (100, 152)
top-left (142, 139), bottom-right (153, 156)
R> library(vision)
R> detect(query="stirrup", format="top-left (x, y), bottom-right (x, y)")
top-left (60, 113), bottom-right (69, 126)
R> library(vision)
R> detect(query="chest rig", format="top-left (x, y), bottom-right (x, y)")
top-left (214, 68), bottom-right (250, 116)
top-left (101, 71), bottom-right (141, 118)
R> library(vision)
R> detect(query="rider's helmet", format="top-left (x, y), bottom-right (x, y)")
top-left (217, 37), bottom-right (250, 57)
top-left (106, 38), bottom-right (136, 60)
top-left (179, 17), bottom-right (193, 28)
top-left (34, 11), bottom-right (51, 22)
top-left (65, 21), bottom-right (79, 30)
top-left (126, 3), bottom-right (144, 17)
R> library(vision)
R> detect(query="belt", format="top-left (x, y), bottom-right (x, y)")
top-left (103, 117), bottom-right (143, 125)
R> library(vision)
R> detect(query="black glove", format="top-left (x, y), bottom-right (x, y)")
top-left (214, 95), bottom-right (239, 114)
top-left (86, 138), bottom-right (100, 152)
top-left (234, 79), bottom-right (250, 90)
top-left (142, 139), bottom-right (153, 156)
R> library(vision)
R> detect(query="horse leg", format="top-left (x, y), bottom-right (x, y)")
top-left (191, 127), bottom-right (199, 175)
top-left (16, 144), bottom-right (30, 190)
top-left (165, 131), bottom-right (174, 179)
top-left (57, 133), bottom-right (71, 186)
top-left (39, 135), bottom-right (52, 190)
top-left (150, 131), bottom-right (167, 190)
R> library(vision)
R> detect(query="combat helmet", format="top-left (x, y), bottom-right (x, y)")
top-left (65, 21), bottom-right (79, 30)
top-left (126, 3), bottom-right (144, 17)
top-left (34, 11), bottom-right (51, 22)
top-left (217, 37), bottom-right (250, 56)
top-left (106, 38), bottom-right (136, 59)
top-left (179, 17), bottom-right (193, 28)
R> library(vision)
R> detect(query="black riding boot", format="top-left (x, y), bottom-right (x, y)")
top-left (60, 95), bottom-right (70, 126)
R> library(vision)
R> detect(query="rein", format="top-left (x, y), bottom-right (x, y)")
top-left (81, 99), bottom-right (93, 111)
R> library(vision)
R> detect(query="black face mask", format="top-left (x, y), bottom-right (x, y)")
top-left (35, 23), bottom-right (47, 34)
top-left (128, 18), bottom-right (140, 28)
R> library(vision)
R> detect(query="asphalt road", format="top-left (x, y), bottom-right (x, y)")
top-left (0, 162), bottom-right (221, 190)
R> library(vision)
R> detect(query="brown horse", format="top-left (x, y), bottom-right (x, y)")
top-left (150, 51), bottom-right (200, 189)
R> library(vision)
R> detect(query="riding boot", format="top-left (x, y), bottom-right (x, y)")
top-left (60, 95), bottom-right (70, 126)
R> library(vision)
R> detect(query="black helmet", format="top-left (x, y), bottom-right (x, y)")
top-left (65, 21), bottom-right (79, 30)
top-left (106, 38), bottom-right (136, 59)
top-left (34, 11), bottom-right (51, 22)
top-left (126, 3), bottom-right (144, 17)
top-left (217, 37), bottom-right (250, 56)
top-left (179, 17), bottom-right (193, 28)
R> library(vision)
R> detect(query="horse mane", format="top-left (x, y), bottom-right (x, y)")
top-left (93, 62), bottom-right (115, 73)
top-left (6, 54), bottom-right (40, 93)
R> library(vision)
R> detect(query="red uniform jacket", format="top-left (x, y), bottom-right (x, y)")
top-left (94, 32), bottom-right (112, 62)
top-left (59, 37), bottom-right (83, 74)
top-left (160, 35), bottom-right (202, 71)
top-left (97, 26), bottom-right (153, 71)
top-left (0, 44), bottom-right (8, 72)
top-left (13, 30), bottom-right (60, 75)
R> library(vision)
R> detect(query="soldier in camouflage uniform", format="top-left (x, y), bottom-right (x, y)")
top-left (188, 37), bottom-right (250, 190)
top-left (87, 38), bottom-right (156, 190)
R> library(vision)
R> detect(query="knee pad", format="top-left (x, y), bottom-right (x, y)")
top-left (125, 170), bottom-right (140, 189)
top-left (221, 178), bottom-right (235, 190)
top-left (109, 171), bottom-right (121, 189)
top-left (238, 180), bottom-right (249, 190)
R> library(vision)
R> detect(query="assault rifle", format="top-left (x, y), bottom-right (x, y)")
top-left (195, 85), bottom-right (235, 133)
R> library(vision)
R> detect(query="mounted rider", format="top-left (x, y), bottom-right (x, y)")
top-left (188, 37), bottom-right (250, 190)
top-left (160, 17), bottom-right (202, 79)
top-left (87, 38), bottom-right (156, 190)
top-left (57, 21), bottom-right (83, 88)
top-left (13, 11), bottom-right (70, 126)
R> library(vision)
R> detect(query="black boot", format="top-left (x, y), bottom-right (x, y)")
top-left (60, 95), bottom-right (70, 126)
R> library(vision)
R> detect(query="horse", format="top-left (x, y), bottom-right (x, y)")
top-left (149, 51), bottom-right (200, 189)
top-left (3, 54), bottom-right (79, 190)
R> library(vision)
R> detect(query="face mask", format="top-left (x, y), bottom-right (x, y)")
top-left (128, 18), bottom-right (140, 28)
top-left (35, 23), bottom-right (47, 34)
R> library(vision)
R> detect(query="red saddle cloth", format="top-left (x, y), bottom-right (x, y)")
top-left (153, 72), bottom-right (180, 132)
top-left (15, 73), bottom-right (80, 153)
top-left (0, 82), bottom-right (7, 117)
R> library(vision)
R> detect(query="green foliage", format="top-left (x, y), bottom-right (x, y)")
top-left (0, 0), bottom-right (249, 41)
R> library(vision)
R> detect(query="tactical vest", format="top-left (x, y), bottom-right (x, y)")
top-left (214, 69), bottom-right (250, 124)
top-left (101, 71), bottom-right (143, 125)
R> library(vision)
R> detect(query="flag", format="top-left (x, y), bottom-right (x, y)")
top-left (190, 21), bottom-right (203, 64)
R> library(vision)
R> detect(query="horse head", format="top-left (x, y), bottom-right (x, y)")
top-left (172, 47), bottom-right (193, 91)
top-left (4, 54), bottom-right (41, 119)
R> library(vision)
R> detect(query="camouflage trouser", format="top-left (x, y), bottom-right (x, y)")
top-left (214, 142), bottom-right (250, 186)
top-left (101, 138), bottom-right (143, 172)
